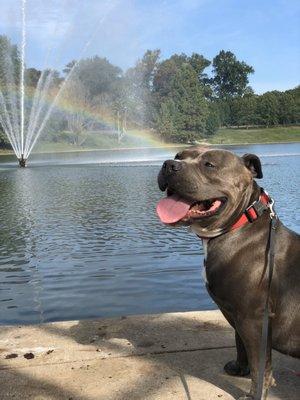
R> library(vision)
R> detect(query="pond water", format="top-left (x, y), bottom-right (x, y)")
top-left (0, 143), bottom-right (299, 324)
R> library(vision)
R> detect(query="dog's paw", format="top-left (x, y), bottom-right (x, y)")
top-left (224, 360), bottom-right (250, 377)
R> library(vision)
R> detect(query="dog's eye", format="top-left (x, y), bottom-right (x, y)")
top-left (204, 161), bottom-right (215, 168)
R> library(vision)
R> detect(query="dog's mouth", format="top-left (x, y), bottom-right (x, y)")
top-left (156, 194), bottom-right (226, 224)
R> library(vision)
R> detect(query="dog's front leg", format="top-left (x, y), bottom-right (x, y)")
top-left (236, 317), bottom-right (274, 400)
top-left (224, 330), bottom-right (250, 376)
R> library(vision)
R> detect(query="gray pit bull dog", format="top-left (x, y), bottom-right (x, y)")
top-left (156, 147), bottom-right (300, 400)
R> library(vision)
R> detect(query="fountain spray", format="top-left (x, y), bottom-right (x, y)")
top-left (0, 0), bottom-right (117, 167)
top-left (19, 0), bottom-right (26, 167)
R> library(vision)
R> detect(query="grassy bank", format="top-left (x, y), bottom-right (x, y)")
top-left (208, 126), bottom-right (300, 145)
top-left (1, 126), bottom-right (299, 156)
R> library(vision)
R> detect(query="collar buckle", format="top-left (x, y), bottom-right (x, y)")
top-left (245, 199), bottom-right (268, 223)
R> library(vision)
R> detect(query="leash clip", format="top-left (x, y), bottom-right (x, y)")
top-left (268, 198), bottom-right (277, 220)
top-left (262, 189), bottom-right (277, 220)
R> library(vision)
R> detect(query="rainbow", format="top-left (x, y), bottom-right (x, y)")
top-left (0, 84), bottom-right (170, 151)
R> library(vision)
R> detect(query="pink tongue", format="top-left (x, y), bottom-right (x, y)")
top-left (210, 199), bottom-right (222, 211)
top-left (156, 194), bottom-right (192, 224)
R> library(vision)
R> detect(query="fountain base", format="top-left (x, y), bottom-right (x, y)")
top-left (19, 155), bottom-right (27, 168)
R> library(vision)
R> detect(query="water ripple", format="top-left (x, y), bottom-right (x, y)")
top-left (0, 145), bottom-right (299, 324)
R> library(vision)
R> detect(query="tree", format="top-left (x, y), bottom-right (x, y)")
top-left (277, 92), bottom-right (297, 125)
top-left (62, 56), bottom-right (125, 137)
top-left (157, 99), bottom-right (179, 140)
top-left (25, 68), bottom-right (42, 88)
top-left (286, 86), bottom-right (300, 124)
top-left (228, 94), bottom-right (259, 127)
top-left (63, 60), bottom-right (76, 75)
top-left (257, 92), bottom-right (279, 126)
top-left (0, 128), bottom-right (11, 148)
top-left (44, 69), bottom-right (63, 88)
top-left (155, 59), bottom-right (208, 141)
top-left (125, 49), bottom-right (161, 126)
top-left (62, 78), bottom-right (95, 145)
top-left (0, 35), bottom-right (21, 149)
top-left (172, 64), bottom-right (208, 134)
top-left (205, 104), bottom-right (220, 135)
top-left (153, 56), bottom-right (181, 98)
top-left (211, 50), bottom-right (254, 99)
top-left (127, 49), bottom-right (161, 91)
top-left (68, 56), bottom-right (122, 99)
top-left (237, 95), bottom-right (258, 127)
top-left (189, 53), bottom-right (212, 98)
top-left (0, 35), bottom-right (21, 87)
top-left (189, 53), bottom-right (211, 79)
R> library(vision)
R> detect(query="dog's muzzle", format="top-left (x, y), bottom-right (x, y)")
top-left (158, 160), bottom-right (183, 191)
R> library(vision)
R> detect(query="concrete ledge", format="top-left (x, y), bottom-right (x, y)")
top-left (0, 310), bottom-right (299, 399)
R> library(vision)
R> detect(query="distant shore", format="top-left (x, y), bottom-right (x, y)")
top-left (208, 126), bottom-right (300, 145)
top-left (1, 126), bottom-right (299, 157)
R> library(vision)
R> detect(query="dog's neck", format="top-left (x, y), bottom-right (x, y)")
top-left (192, 181), bottom-right (262, 239)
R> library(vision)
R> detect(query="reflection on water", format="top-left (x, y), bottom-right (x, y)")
top-left (0, 143), bottom-right (299, 324)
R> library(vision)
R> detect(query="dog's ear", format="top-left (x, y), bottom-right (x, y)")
top-left (241, 153), bottom-right (263, 179)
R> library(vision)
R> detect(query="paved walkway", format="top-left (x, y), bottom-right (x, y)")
top-left (0, 311), bottom-right (299, 399)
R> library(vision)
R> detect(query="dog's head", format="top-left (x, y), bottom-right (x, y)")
top-left (156, 146), bottom-right (263, 237)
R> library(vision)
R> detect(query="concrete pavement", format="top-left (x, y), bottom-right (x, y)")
top-left (0, 310), bottom-right (299, 400)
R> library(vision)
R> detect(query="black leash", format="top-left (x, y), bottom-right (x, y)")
top-left (255, 200), bottom-right (278, 400)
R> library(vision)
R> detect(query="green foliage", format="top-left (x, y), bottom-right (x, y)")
top-left (189, 53), bottom-right (211, 79)
top-left (214, 87), bottom-right (299, 129)
top-left (0, 35), bottom-right (299, 150)
top-left (73, 56), bottom-right (122, 99)
top-left (0, 35), bottom-right (21, 87)
top-left (0, 35), bottom-right (22, 148)
top-left (154, 53), bottom-right (209, 141)
top-left (211, 50), bottom-right (254, 99)
top-left (257, 92), bottom-right (279, 126)
top-left (125, 49), bottom-right (161, 126)
top-left (63, 60), bottom-right (76, 75)
top-left (205, 105), bottom-right (220, 136)
top-left (236, 95), bottom-right (258, 126)
top-left (277, 92), bottom-right (297, 124)
top-left (0, 127), bottom-right (11, 148)
top-left (25, 68), bottom-right (41, 88)
top-left (157, 99), bottom-right (179, 139)
top-left (229, 95), bottom-right (258, 126)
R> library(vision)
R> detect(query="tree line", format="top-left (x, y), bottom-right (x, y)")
top-left (0, 34), bottom-right (299, 148)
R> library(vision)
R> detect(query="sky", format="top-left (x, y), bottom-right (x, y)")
top-left (0, 0), bottom-right (299, 94)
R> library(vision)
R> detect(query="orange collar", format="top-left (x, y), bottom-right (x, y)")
top-left (230, 190), bottom-right (271, 231)
top-left (197, 189), bottom-right (273, 240)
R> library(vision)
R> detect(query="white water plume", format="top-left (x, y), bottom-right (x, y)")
top-left (0, 0), bottom-right (118, 163)
top-left (24, 0), bottom-right (117, 159)
top-left (20, 0), bottom-right (26, 156)
top-left (0, 39), bottom-right (22, 158)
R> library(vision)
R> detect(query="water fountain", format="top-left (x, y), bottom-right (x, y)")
top-left (0, 0), bottom-right (27, 167)
top-left (0, 0), bottom-right (113, 168)
top-left (0, 0), bottom-right (71, 167)
top-left (0, 1), bottom-right (159, 167)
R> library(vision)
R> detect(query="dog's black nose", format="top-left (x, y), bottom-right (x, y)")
top-left (162, 160), bottom-right (182, 174)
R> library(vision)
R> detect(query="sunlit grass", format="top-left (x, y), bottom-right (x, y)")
top-left (209, 126), bottom-right (300, 144)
